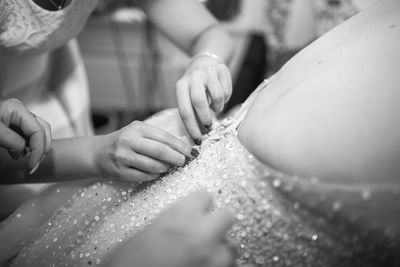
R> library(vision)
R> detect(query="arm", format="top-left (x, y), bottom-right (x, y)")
top-left (0, 135), bottom-right (100, 184)
top-left (1, 121), bottom-right (193, 184)
top-left (135, 0), bottom-right (233, 62)
top-left (47, 39), bottom-right (94, 137)
top-left (0, 99), bottom-right (51, 176)
top-left (135, 0), bottom-right (235, 142)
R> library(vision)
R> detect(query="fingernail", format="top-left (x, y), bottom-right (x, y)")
top-left (24, 146), bottom-right (31, 156)
top-left (29, 155), bottom-right (46, 175)
top-left (29, 161), bottom-right (41, 175)
top-left (204, 124), bottom-right (212, 130)
top-left (191, 148), bottom-right (199, 158)
top-left (194, 138), bottom-right (202, 145)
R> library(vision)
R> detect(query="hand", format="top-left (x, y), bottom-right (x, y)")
top-left (176, 54), bottom-right (232, 143)
top-left (0, 99), bottom-right (52, 171)
top-left (108, 191), bottom-right (236, 267)
top-left (95, 120), bottom-right (193, 182)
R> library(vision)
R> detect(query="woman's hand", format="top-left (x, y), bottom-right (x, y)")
top-left (177, 54), bottom-right (232, 143)
top-left (0, 99), bottom-right (52, 172)
top-left (95, 120), bottom-right (193, 182)
top-left (108, 191), bottom-right (236, 267)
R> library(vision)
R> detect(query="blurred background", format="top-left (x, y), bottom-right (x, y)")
top-left (78, 0), bottom-right (362, 135)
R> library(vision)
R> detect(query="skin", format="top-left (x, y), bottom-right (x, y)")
top-left (0, 0), bottom-right (234, 183)
top-left (1, 0), bottom-right (234, 142)
top-left (1, 2), bottom-right (398, 266)
top-left (134, 0), bottom-right (234, 140)
top-left (0, 3), bottom-right (230, 265)
top-left (0, 99), bottom-right (51, 171)
top-left (0, 191), bottom-right (235, 266)
top-left (239, 0), bottom-right (400, 183)
top-left (0, 119), bottom-right (193, 183)
top-left (4, 0), bottom-right (399, 185)
top-left (107, 192), bottom-right (235, 267)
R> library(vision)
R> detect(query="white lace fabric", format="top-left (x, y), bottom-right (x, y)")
top-left (0, 0), bottom-right (98, 54)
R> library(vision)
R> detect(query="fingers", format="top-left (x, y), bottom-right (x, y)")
top-left (206, 69), bottom-right (225, 112)
top-left (0, 99), bottom-right (51, 169)
top-left (139, 123), bottom-right (192, 159)
top-left (103, 121), bottom-right (195, 182)
top-left (129, 122), bottom-right (192, 167)
top-left (176, 63), bottom-right (233, 141)
top-left (0, 122), bottom-right (26, 157)
top-left (209, 244), bottom-right (235, 267)
top-left (36, 116), bottom-right (52, 155)
top-left (116, 147), bottom-right (170, 174)
top-left (115, 167), bottom-right (160, 183)
top-left (173, 191), bottom-right (214, 215)
top-left (155, 191), bottom-right (214, 228)
top-left (133, 139), bottom-right (186, 167)
top-left (169, 192), bottom-right (233, 232)
top-left (177, 78), bottom-right (203, 142)
top-left (205, 211), bottom-right (236, 267)
top-left (16, 112), bottom-right (47, 169)
top-left (190, 72), bottom-right (213, 127)
top-left (218, 64), bottom-right (233, 103)
top-left (155, 192), bottom-right (236, 267)
top-left (202, 209), bottom-right (235, 242)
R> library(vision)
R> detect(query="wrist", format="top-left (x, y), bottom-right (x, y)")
top-left (187, 52), bottom-right (227, 74)
top-left (191, 51), bottom-right (226, 65)
top-left (90, 134), bottom-right (111, 178)
top-left (50, 137), bottom-right (103, 180)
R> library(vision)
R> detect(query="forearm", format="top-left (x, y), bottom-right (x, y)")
top-left (47, 137), bottom-right (103, 181)
top-left (0, 136), bottom-right (104, 184)
top-left (135, 0), bottom-right (234, 64)
top-left (189, 24), bottom-right (235, 65)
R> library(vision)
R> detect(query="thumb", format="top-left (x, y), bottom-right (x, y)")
top-left (0, 122), bottom-right (26, 159)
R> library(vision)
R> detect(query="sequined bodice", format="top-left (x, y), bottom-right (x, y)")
top-left (7, 121), bottom-right (400, 267)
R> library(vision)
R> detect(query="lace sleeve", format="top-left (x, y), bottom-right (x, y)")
top-left (0, 0), bottom-right (98, 54)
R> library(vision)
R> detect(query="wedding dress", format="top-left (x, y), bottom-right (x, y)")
top-left (1, 82), bottom-right (399, 267)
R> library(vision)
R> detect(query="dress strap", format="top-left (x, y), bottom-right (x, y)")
top-left (226, 79), bottom-right (270, 132)
top-left (201, 79), bottom-right (269, 144)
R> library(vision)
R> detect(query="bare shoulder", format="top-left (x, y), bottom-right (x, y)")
top-left (238, 0), bottom-right (400, 182)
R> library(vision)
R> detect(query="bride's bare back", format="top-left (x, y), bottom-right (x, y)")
top-left (239, 0), bottom-right (400, 183)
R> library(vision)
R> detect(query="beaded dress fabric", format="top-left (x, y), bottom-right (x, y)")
top-left (2, 86), bottom-right (399, 266)
top-left (1, 78), bottom-right (399, 266)
top-left (4, 127), bottom-right (351, 267)
top-left (0, 81), bottom-right (399, 266)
